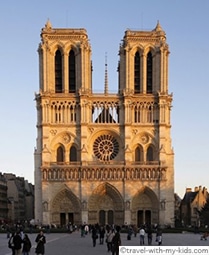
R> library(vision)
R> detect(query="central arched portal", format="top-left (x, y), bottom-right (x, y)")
top-left (132, 186), bottom-right (159, 227)
top-left (88, 182), bottom-right (124, 225)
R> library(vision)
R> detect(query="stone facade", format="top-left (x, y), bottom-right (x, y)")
top-left (3, 173), bottom-right (34, 223)
top-left (0, 173), bottom-right (8, 221)
top-left (181, 186), bottom-right (209, 227)
top-left (34, 20), bottom-right (174, 227)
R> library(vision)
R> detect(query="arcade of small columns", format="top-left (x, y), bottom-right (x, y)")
top-left (38, 97), bottom-right (171, 125)
top-left (41, 166), bottom-right (167, 181)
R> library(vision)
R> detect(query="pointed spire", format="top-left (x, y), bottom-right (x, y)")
top-left (155, 20), bottom-right (162, 31)
top-left (104, 52), bottom-right (108, 95)
top-left (45, 19), bottom-right (52, 30)
top-left (153, 20), bottom-right (166, 38)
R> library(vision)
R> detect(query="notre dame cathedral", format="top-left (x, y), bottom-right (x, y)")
top-left (34, 20), bottom-right (174, 227)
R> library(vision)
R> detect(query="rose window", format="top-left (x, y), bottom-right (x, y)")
top-left (93, 134), bottom-right (119, 161)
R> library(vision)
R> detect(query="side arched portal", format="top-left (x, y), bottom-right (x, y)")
top-left (51, 188), bottom-right (81, 226)
top-left (88, 182), bottom-right (124, 225)
top-left (132, 186), bottom-right (158, 227)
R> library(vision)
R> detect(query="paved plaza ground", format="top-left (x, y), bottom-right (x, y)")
top-left (0, 231), bottom-right (209, 255)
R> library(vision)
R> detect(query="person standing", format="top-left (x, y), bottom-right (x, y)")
top-left (111, 226), bottom-right (121, 255)
top-left (84, 224), bottom-right (89, 235)
top-left (80, 224), bottom-right (85, 237)
top-left (6, 224), bottom-right (11, 239)
top-left (13, 231), bottom-right (22, 255)
top-left (22, 234), bottom-right (32, 255)
top-left (35, 230), bottom-right (46, 255)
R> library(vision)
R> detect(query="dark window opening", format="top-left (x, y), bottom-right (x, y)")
top-left (70, 146), bottom-right (77, 162)
top-left (145, 210), bottom-right (151, 225)
top-left (134, 52), bottom-right (141, 93)
top-left (69, 50), bottom-right (76, 93)
top-left (108, 210), bottom-right (114, 225)
top-left (146, 146), bottom-right (154, 161)
top-left (147, 52), bottom-right (153, 93)
top-left (99, 210), bottom-right (105, 226)
top-left (57, 146), bottom-right (64, 163)
top-left (135, 147), bottom-right (141, 161)
top-left (55, 50), bottom-right (62, 93)
top-left (137, 210), bottom-right (143, 227)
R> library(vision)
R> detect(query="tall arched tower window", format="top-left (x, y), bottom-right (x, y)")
top-left (70, 146), bottom-right (77, 162)
top-left (134, 51), bottom-right (141, 93)
top-left (147, 51), bottom-right (153, 93)
top-left (55, 50), bottom-right (63, 93)
top-left (69, 50), bottom-right (76, 93)
top-left (57, 146), bottom-right (64, 163)
top-left (146, 146), bottom-right (154, 162)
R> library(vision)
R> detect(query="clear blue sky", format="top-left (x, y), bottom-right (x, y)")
top-left (0, 0), bottom-right (209, 198)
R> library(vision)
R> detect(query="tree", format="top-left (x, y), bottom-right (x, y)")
top-left (199, 199), bottom-right (209, 227)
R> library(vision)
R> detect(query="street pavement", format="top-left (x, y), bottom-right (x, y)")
top-left (0, 230), bottom-right (209, 255)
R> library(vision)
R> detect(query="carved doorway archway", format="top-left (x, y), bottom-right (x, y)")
top-left (132, 186), bottom-right (158, 226)
top-left (51, 188), bottom-right (81, 226)
top-left (88, 182), bottom-right (124, 225)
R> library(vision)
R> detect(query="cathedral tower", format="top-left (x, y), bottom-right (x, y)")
top-left (34, 21), bottom-right (174, 227)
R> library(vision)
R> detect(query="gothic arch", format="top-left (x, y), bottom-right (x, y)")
top-left (132, 186), bottom-right (158, 208)
top-left (56, 144), bottom-right (65, 163)
top-left (131, 131), bottom-right (157, 151)
top-left (130, 44), bottom-right (144, 55)
top-left (145, 143), bottom-right (157, 162)
top-left (89, 129), bottom-right (122, 143)
top-left (69, 144), bottom-right (78, 162)
top-left (144, 45), bottom-right (155, 55)
top-left (54, 142), bottom-right (65, 151)
top-left (132, 186), bottom-right (159, 225)
top-left (88, 182), bottom-right (124, 225)
top-left (134, 144), bottom-right (143, 162)
top-left (51, 187), bottom-right (81, 225)
top-left (50, 131), bottom-right (76, 155)
top-left (65, 44), bottom-right (80, 56)
top-left (51, 43), bottom-right (65, 56)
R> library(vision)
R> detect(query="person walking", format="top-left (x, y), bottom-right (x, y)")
top-left (84, 224), bottom-right (89, 235)
top-left (147, 227), bottom-right (153, 245)
top-left (8, 232), bottom-right (15, 255)
top-left (127, 226), bottom-right (133, 240)
top-left (111, 226), bottom-right (121, 255)
top-left (133, 225), bottom-right (138, 237)
top-left (13, 231), bottom-right (22, 255)
top-left (6, 224), bottom-right (11, 239)
top-left (106, 228), bottom-right (115, 252)
top-left (35, 230), bottom-right (46, 255)
top-left (156, 228), bottom-right (162, 245)
top-left (22, 234), bottom-right (32, 255)
top-left (139, 227), bottom-right (145, 245)
top-left (99, 226), bottom-right (105, 244)
top-left (91, 225), bottom-right (98, 247)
